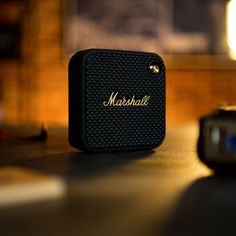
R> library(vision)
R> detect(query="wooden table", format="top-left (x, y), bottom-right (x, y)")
top-left (0, 124), bottom-right (235, 236)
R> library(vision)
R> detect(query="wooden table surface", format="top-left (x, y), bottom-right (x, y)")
top-left (0, 124), bottom-right (236, 236)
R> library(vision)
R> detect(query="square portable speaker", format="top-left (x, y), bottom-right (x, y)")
top-left (69, 49), bottom-right (166, 152)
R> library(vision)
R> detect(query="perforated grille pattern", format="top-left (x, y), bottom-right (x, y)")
top-left (84, 51), bottom-right (165, 150)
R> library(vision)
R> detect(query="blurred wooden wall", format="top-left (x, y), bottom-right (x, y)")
top-left (0, 0), bottom-right (67, 126)
top-left (1, 0), bottom-right (236, 127)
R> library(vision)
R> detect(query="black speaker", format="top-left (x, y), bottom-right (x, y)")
top-left (69, 49), bottom-right (166, 152)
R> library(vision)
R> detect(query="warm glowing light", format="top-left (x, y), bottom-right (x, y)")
top-left (227, 0), bottom-right (236, 60)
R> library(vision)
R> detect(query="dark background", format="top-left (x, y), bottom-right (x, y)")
top-left (0, 0), bottom-right (235, 127)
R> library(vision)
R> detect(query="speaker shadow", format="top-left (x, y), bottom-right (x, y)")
top-left (17, 150), bottom-right (153, 179)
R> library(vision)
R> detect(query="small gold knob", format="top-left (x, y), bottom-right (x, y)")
top-left (149, 64), bottom-right (160, 74)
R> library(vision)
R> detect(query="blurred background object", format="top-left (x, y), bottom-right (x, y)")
top-left (0, 0), bottom-right (236, 127)
top-left (227, 0), bottom-right (236, 60)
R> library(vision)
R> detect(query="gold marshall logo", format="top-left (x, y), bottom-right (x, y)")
top-left (103, 92), bottom-right (150, 107)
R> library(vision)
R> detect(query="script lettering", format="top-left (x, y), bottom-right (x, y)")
top-left (103, 92), bottom-right (150, 107)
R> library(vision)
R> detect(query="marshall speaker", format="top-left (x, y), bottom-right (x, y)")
top-left (69, 49), bottom-right (166, 152)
